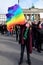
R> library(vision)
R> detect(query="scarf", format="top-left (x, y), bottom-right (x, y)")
top-left (23, 28), bottom-right (29, 40)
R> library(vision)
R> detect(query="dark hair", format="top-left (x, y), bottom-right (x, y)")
top-left (37, 21), bottom-right (41, 26)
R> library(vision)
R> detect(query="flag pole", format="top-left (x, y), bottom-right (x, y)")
top-left (18, 0), bottom-right (19, 4)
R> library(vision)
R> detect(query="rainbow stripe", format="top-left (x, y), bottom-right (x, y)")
top-left (6, 4), bottom-right (25, 27)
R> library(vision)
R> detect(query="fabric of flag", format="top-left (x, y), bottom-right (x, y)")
top-left (6, 4), bottom-right (26, 27)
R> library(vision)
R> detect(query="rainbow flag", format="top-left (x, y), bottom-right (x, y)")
top-left (6, 4), bottom-right (26, 27)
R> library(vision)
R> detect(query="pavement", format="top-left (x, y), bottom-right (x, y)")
top-left (0, 34), bottom-right (43, 65)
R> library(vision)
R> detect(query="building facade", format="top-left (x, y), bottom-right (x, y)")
top-left (23, 8), bottom-right (43, 21)
top-left (0, 8), bottom-right (43, 24)
top-left (0, 14), bottom-right (6, 24)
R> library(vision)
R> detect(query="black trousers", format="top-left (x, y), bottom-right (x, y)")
top-left (37, 34), bottom-right (42, 51)
top-left (16, 31), bottom-right (18, 41)
top-left (19, 40), bottom-right (31, 63)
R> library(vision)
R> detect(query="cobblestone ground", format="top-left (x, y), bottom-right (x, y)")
top-left (0, 34), bottom-right (43, 65)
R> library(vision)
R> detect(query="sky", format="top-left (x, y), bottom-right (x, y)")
top-left (0, 0), bottom-right (43, 18)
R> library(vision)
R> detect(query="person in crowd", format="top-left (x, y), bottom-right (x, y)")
top-left (18, 21), bottom-right (32, 65)
top-left (15, 24), bottom-right (20, 41)
top-left (3, 24), bottom-right (7, 34)
top-left (32, 20), bottom-right (38, 49)
top-left (36, 21), bottom-right (43, 53)
top-left (0, 24), bottom-right (2, 34)
top-left (10, 26), bottom-right (13, 35)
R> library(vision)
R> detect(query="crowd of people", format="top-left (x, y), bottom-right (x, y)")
top-left (0, 20), bottom-right (43, 65)
top-left (32, 20), bottom-right (43, 53)
top-left (15, 20), bottom-right (43, 65)
top-left (15, 20), bottom-right (43, 52)
top-left (0, 24), bottom-right (7, 34)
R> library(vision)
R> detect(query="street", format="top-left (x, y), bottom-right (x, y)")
top-left (0, 34), bottom-right (43, 65)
